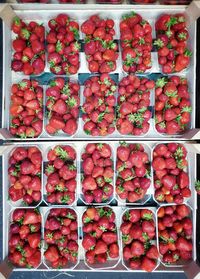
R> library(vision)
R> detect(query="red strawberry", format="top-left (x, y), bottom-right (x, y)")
top-left (94, 240), bottom-right (107, 255)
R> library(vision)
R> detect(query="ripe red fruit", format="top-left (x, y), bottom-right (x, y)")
top-left (45, 78), bottom-right (80, 136)
top-left (117, 75), bottom-right (154, 136)
top-left (11, 17), bottom-right (45, 75)
top-left (47, 14), bottom-right (80, 74)
top-left (9, 209), bottom-right (41, 268)
top-left (155, 13), bottom-right (191, 73)
top-left (120, 12), bottom-right (152, 73)
top-left (82, 15), bottom-right (118, 73)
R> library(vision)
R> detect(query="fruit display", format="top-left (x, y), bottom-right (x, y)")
top-left (47, 14), bottom-right (80, 75)
top-left (9, 79), bottom-right (43, 138)
top-left (8, 208), bottom-right (41, 268)
top-left (155, 76), bottom-right (192, 135)
top-left (157, 204), bottom-right (193, 265)
top-left (82, 207), bottom-right (119, 267)
top-left (8, 147), bottom-right (42, 206)
top-left (120, 208), bottom-right (158, 272)
top-left (120, 12), bottom-right (153, 73)
top-left (116, 74), bottom-right (155, 136)
top-left (82, 74), bottom-right (116, 136)
top-left (155, 13), bottom-right (192, 73)
top-left (1, 0), bottom-right (198, 273)
top-left (45, 145), bottom-right (77, 205)
top-left (11, 17), bottom-right (45, 75)
top-left (44, 208), bottom-right (79, 268)
top-left (116, 142), bottom-right (151, 203)
top-left (81, 143), bottom-right (114, 204)
top-left (81, 15), bottom-right (118, 73)
top-left (153, 143), bottom-right (191, 204)
top-left (45, 77), bottom-right (80, 136)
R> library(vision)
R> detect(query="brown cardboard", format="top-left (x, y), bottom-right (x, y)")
top-left (185, 143), bottom-right (200, 153)
top-left (184, 261), bottom-right (200, 279)
top-left (0, 4), bottom-right (16, 26)
top-left (0, 257), bottom-right (13, 279)
top-left (186, 0), bottom-right (200, 22)
top-left (180, 129), bottom-right (200, 140)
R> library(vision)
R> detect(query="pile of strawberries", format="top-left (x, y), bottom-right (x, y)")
top-left (153, 143), bottom-right (191, 204)
top-left (81, 15), bottom-right (118, 73)
top-left (82, 74), bottom-right (116, 136)
top-left (9, 209), bottom-right (41, 268)
top-left (45, 77), bottom-right (80, 136)
top-left (155, 76), bottom-right (192, 135)
top-left (8, 147), bottom-right (42, 205)
top-left (116, 74), bottom-right (155, 135)
top-left (155, 13), bottom-right (192, 73)
top-left (158, 205), bottom-right (193, 264)
top-left (120, 12), bottom-right (152, 73)
top-left (82, 207), bottom-right (119, 265)
top-left (10, 79), bottom-right (43, 138)
top-left (120, 209), bottom-right (158, 272)
top-left (45, 145), bottom-right (77, 205)
top-left (47, 14), bottom-right (80, 75)
top-left (11, 17), bottom-right (45, 75)
top-left (116, 142), bottom-right (151, 203)
top-left (81, 143), bottom-right (114, 204)
top-left (44, 208), bottom-right (78, 268)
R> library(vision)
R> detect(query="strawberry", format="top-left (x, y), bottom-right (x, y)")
top-left (11, 18), bottom-right (45, 75)
top-left (121, 208), bottom-right (157, 271)
top-left (174, 50), bottom-right (192, 72)
top-left (102, 232), bottom-right (117, 244)
top-left (158, 204), bottom-right (193, 265)
top-left (8, 148), bottom-right (42, 205)
top-left (47, 14), bottom-right (79, 74)
top-left (45, 78), bottom-right (80, 136)
top-left (45, 145), bottom-right (77, 205)
top-left (177, 171), bottom-right (189, 189)
top-left (176, 237), bottom-right (192, 252)
top-left (195, 180), bottom-right (200, 195)
top-left (44, 246), bottom-right (59, 262)
top-left (109, 243), bottom-right (119, 258)
top-left (117, 75), bottom-right (154, 136)
top-left (9, 209), bottom-right (41, 268)
top-left (44, 208), bottom-right (78, 268)
top-left (81, 143), bottom-right (113, 203)
top-left (83, 207), bottom-right (119, 266)
top-left (153, 143), bottom-right (190, 204)
top-left (10, 79), bottom-right (43, 138)
top-left (27, 233), bottom-right (40, 249)
top-left (131, 241), bottom-right (144, 256)
top-left (146, 245), bottom-right (159, 260)
top-left (94, 240), bottom-right (107, 255)
top-left (155, 76), bottom-right (191, 135)
top-left (141, 257), bottom-right (157, 272)
top-left (155, 13), bottom-right (191, 73)
top-left (82, 75), bottom-right (116, 136)
top-left (81, 15), bottom-right (118, 73)
top-left (120, 12), bottom-right (152, 73)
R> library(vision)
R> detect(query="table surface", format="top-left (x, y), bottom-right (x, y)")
top-left (0, 4), bottom-right (199, 279)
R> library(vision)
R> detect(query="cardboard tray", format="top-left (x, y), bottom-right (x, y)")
top-left (0, 140), bottom-right (199, 274)
top-left (0, 3), bottom-right (200, 140)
